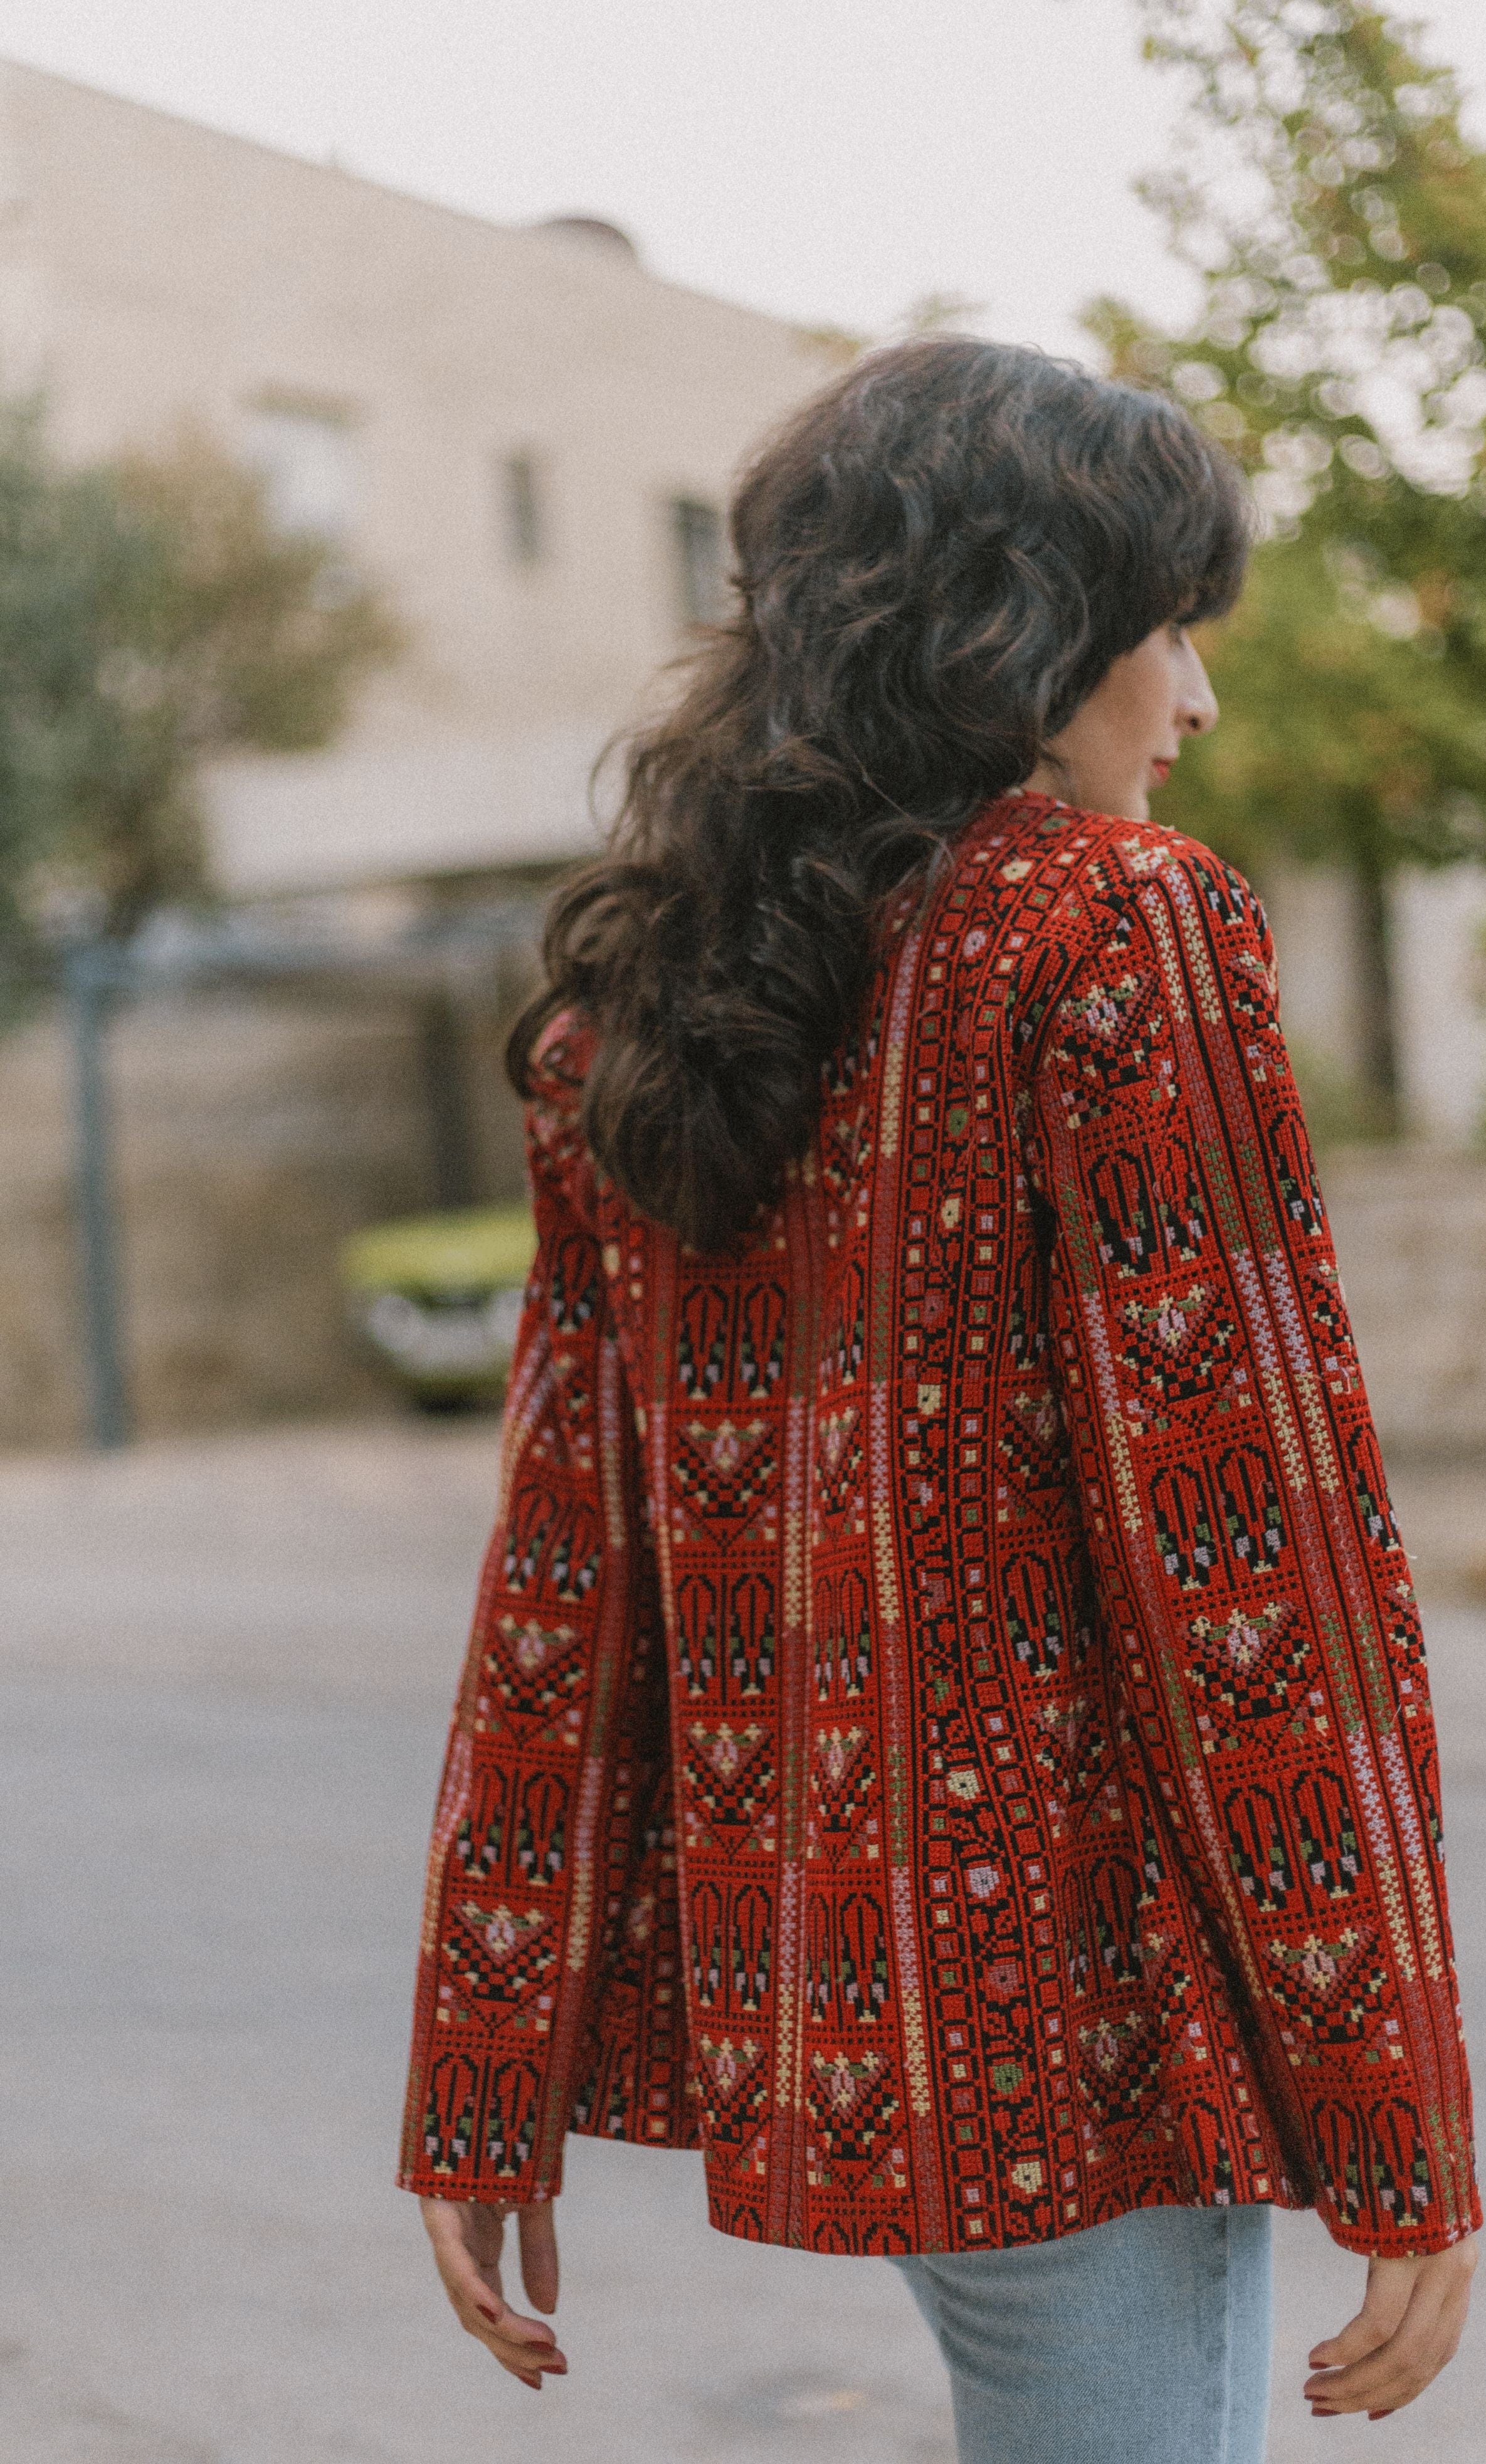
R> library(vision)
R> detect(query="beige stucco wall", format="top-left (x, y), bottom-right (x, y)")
top-left (0, 59), bottom-right (825, 894)
top-left (1262, 857), bottom-right (1486, 1147)
top-left (1262, 861), bottom-right (1366, 1085)
top-left (1392, 861), bottom-right (1486, 1147)
top-left (0, 986), bottom-right (534, 1451)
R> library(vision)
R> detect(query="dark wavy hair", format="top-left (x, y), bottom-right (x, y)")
top-left (509, 334), bottom-right (1250, 1248)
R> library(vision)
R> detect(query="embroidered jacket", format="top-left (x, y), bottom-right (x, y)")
top-left (399, 792), bottom-right (1479, 2257)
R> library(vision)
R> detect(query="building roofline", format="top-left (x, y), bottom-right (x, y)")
top-left (0, 49), bottom-right (813, 340)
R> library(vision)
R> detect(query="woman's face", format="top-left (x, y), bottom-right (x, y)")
top-left (1026, 622), bottom-right (1218, 821)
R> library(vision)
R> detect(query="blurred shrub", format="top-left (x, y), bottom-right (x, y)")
top-left (0, 407), bottom-right (399, 956)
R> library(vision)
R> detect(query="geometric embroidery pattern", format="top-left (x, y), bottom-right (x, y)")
top-left (400, 791), bottom-right (1480, 2260)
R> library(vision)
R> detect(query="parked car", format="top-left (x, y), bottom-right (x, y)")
top-left (339, 1203), bottom-right (537, 1409)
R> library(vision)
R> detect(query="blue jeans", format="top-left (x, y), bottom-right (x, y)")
top-left (892, 2204), bottom-right (1273, 2464)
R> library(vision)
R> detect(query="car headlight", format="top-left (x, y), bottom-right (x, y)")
top-left (356, 1287), bottom-right (525, 1379)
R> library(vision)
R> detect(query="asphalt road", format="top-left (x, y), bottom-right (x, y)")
top-left (1, 1419), bottom-right (1482, 2463)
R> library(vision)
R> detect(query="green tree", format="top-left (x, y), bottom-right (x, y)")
top-left (0, 411), bottom-right (398, 947)
top-left (1090, 3), bottom-right (1486, 1130)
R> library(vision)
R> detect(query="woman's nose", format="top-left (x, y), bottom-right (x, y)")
top-left (1181, 651), bottom-right (1220, 736)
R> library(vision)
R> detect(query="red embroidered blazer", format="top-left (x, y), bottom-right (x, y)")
top-left (400, 791), bottom-right (1479, 2258)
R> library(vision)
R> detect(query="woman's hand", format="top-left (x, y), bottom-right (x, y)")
top-left (1304, 2236), bottom-right (1477, 2419)
top-left (420, 2196), bottom-right (567, 2391)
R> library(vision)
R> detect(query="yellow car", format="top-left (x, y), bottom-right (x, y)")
top-left (339, 1203), bottom-right (537, 1409)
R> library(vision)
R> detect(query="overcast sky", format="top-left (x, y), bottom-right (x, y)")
top-left (0, 1), bottom-right (1483, 360)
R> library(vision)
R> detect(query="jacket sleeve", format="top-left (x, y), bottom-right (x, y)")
top-left (398, 1022), bottom-right (667, 2202)
top-left (1026, 836), bottom-right (1479, 2255)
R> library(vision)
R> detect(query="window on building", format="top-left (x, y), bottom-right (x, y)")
top-left (670, 495), bottom-right (727, 626)
top-left (499, 451), bottom-right (544, 566)
top-left (242, 404), bottom-right (357, 544)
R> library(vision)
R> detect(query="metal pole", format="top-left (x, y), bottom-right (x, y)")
top-left (66, 942), bottom-right (130, 1449)
top-left (419, 990), bottom-right (479, 1211)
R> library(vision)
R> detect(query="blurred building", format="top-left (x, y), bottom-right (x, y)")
top-left (0, 63), bottom-right (1480, 1459)
top-left (0, 56), bottom-right (821, 901)
top-left (0, 60), bottom-right (1480, 1146)
top-left (0, 59), bottom-right (844, 1446)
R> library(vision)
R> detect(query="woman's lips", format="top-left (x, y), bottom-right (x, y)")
top-left (1151, 757), bottom-right (1174, 786)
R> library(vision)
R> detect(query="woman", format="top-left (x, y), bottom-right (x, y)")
top-left (401, 337), bottom-right (1478, 2459)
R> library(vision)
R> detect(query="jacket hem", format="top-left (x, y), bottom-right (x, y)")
top-left (397, 2137), bottom-right (1481, 2259)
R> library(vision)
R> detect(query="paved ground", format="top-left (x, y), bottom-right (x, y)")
top-left (0, 1419), bottom-right (1482, 2462)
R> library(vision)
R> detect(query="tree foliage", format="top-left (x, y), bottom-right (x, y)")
top-left (1092, 3), bottom-right (1486, 1126)
top-left (0, 411), bottom-right (398, 945)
